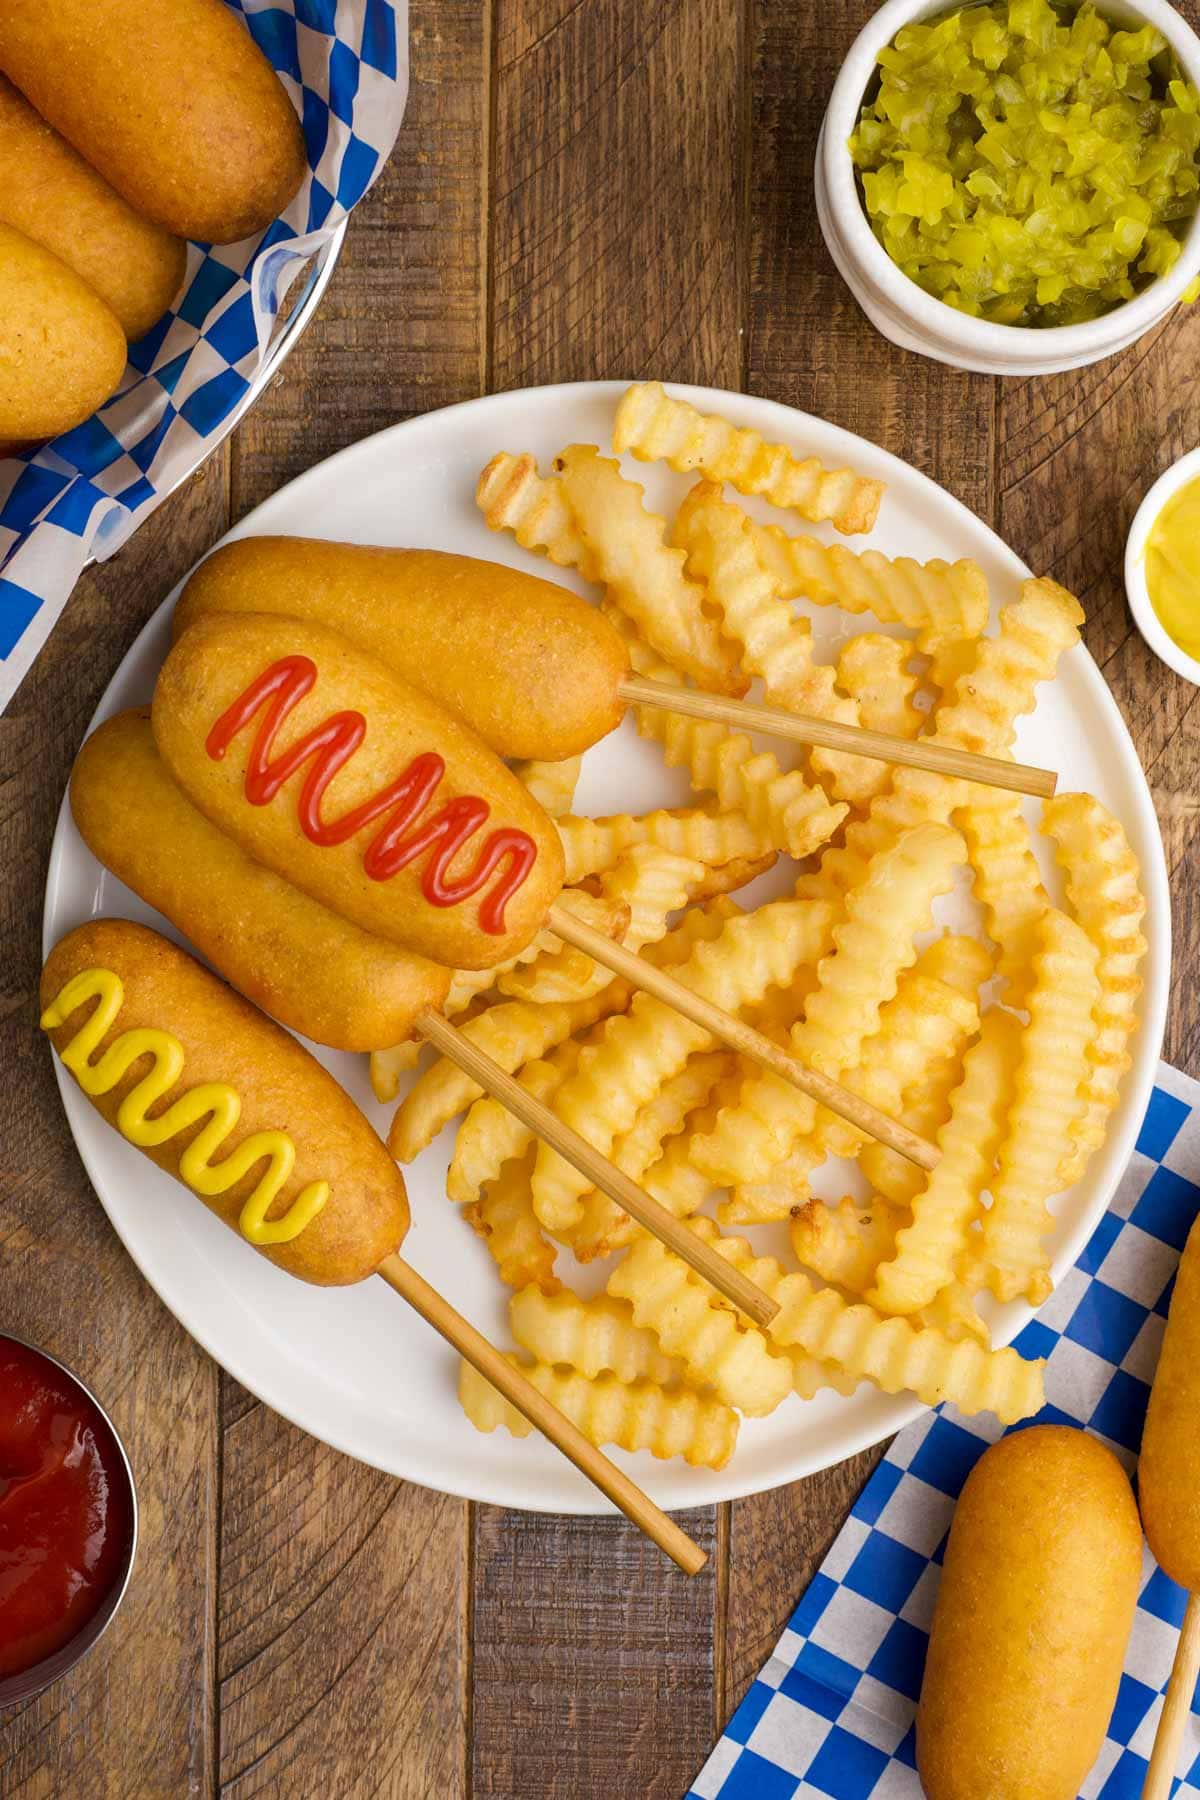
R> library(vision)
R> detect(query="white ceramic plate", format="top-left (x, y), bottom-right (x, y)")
top-left (43, 381), bottom-right (1169, 1513)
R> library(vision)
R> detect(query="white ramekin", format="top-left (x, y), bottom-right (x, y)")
top-left (1126, 443), bottom-right (1200, 684)
top-left (816, 0), bottom-right (1200, 376)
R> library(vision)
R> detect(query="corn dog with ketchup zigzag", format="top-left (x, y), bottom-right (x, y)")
top-left (153, 610), bottom-right (565, 972)
top-left (70, 708), bottom-right (451, 1053)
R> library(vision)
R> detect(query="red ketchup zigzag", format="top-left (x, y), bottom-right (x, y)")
top-left (205, 655), bottom-right (537, 934)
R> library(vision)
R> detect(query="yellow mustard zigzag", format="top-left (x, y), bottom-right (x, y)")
top-left (41, 968), bottom-right (327, 1246)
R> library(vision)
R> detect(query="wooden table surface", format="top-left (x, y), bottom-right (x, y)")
top-left (4, 1), bottom-right (1200, 1793)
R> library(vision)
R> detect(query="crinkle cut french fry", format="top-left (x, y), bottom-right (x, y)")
top-left (568, 1051), bottom-right (731, 1261)
top-left (390, 986), bottom-right (629, 1163)
top-left (609, 605), bottom-right (849, 859)
top-left (684, 1217), bottom-right (860, 1400)
top-left (607, 1231), bottom-right (793, 1415)
top-left (1043, 792), bottom-right (1148, 1187)
top-left (498, 848), bottom-right (701, 1004)
top-left (529, 895), bottom-right (838, 1234)
top-left (458, 1355), bottom-right (739, 1470)
top-left (371, 992), bottom-right (500, 1102)
top-left (613, 380), bottom-right (884, 535)
top-left (476, 451), bottom-right (595, 574)
top-left (868, 1008), bottom-right (1023, 1316)
top-left (836, 633), bottom-right (924, 740)
top-left (447, 1041), bottom-right (583, 1206)
top-left (464, 1152), bottom-right (561, 1294)
top-left (685, 851), bottom-right (778, 901)
top-left (790, 1198), bottom-right (902, 1295)
top-left (513, 754), bottom-right (583, 819)
top-left (810, 933), bottom-right (989, 1162)
top-left (595, 846), bottom-right (705, 952)
top-left (812, 576), bottom-right (1084, 899)
top-left (976, 909), bottom-right (1100, 1305)
top-left (674, 481), bottom-right (883, 807)
top-left (457, 914), bottom-right (730, 1222)
top-left (557, 805), bottom-right (772, 883)
top-left (919, 1281), bottom-right (989, 1346)
top-left (691, 822), bottom-right (965, 1187)
top-left (645, 894), bottom-right (741, 964)
top-left (369, 1038), bottom-right (424, 1104)
top-left (959, 785), bottom-right (1048, 1008)
top-left (472, 887), bottom-right (629, 1009)
top-left (509, 1287), bottom-right (686, 1386)
top-left (725, 935), bottom-right (987, 1220)
top-left (554, 444), bottom-right (745, 693)
top-left (742, 511), bottom-right (988, 659)
top-left (859, 1036), bottom-right (976, 1210)
top-left (443, 887), bottom-right (630, 1018)
top-left (692, 1219), bottom-right (1044, 1424)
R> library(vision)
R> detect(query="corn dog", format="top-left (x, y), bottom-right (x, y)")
top-left (0, 0), bottom-right (306, 245)
top-left (153, 612), bottom-right (565, 971)
top-left (71, 710), bottom-right (450, 1053)
top-left (40, 920), bottom-right (408, 1285)
top-left (39, 918), bottom-right (710, 1572)
top-left (0, 223), bottom-right (127, 440)
top-left (174, 539), bottom-right (628, 761)
top-left (916, 1425), bottom-right (1142, 1800)
top-left (1139, 1215), bottom-right (1200, 1588)
top-left (0, 75), bottom-right (185, 341)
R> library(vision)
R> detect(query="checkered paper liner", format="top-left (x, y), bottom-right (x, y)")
top-left (690, 1062), bottom-right (1200, 1800)
top-left (0, 0), bottom-right (409, 717)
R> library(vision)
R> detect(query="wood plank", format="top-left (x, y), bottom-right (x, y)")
top-left (471, 1506), bottom-right (719, 1799)
top-left (0, 467), bottom-right (229, 1798)
top-left (472, 0), bottom-right (747, 1787)
top-left (746, 0), bottom-right (995, 519)
top-left (716, 0), bottom-right (1000, 1730)
top-left (217, 1407), bottom-right (467, 1800)
top-left (231, 0), bottom-right (492, 519)
top-left (489, 0), bottom-right (745, 392)
top-left (722, 1452), bottom-right (885, 1720)
top-left (214, 6), bottom-right (488, 1793)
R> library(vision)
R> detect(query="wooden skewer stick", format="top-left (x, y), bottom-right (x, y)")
top-left (377, 1253), bottom-right (706, 1575)
top-left (544, 906), bottom-right (940, 1173)
top-left (415, 1008), bottom-right (780, 1328)
top-left (1142, 1592), bottom-right (1200, 1799)
top-left (618, 675), bottom-right (1058, 801)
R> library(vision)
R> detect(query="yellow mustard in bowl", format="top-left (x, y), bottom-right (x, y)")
top-left (1146, 474), bottom-right (1200, 661)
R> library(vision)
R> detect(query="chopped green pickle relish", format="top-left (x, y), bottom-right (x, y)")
top-left (850, 0), bottom-right (1200, 326)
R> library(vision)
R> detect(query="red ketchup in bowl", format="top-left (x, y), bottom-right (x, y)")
top-left (0, 1337), bottom-right (132, 1680)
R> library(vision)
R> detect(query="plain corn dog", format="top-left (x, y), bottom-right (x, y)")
top-left (173, 538), bottom-right (628, 760)
top-left (0, 0), bottom-right (306, 244)
top-left (0, 75), bottom-right (185, 341)
top-left (1140, 1215), bottom-right (1200, 1587)
top-left (1137, 1217), bottom-right (1200, 1797)
top-left (41, 920), bottom-right (409, 1285)
top-left (916, 1425), bottom-right (1142, 1800)
top-left (153, 612), bottom-right (566, 970)
top-left (71, 709), bottom-right (450, 1052)
top-left (0, 224), bottom-right (127, 439)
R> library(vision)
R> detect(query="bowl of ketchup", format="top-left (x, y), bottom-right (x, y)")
top-left (0, 1334), bottom-right (136, 1706)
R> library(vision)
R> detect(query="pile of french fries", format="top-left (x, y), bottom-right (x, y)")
top-left (374, 381), bottom-right (1149, 1473)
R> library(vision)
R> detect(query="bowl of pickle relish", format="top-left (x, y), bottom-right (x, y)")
top-left (816, 0), bottom-right (1200, 373)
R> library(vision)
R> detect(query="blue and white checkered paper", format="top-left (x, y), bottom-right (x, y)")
top-left (690, 1061), bottom-right (1200, 1800)
top-left (0, 0), bottom-right (408, 716)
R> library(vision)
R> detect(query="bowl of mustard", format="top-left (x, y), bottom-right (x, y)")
top-left (1127, 445), bottom-right (1200, 684)
top-left (816, 0), bottom-right (1200, 375)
